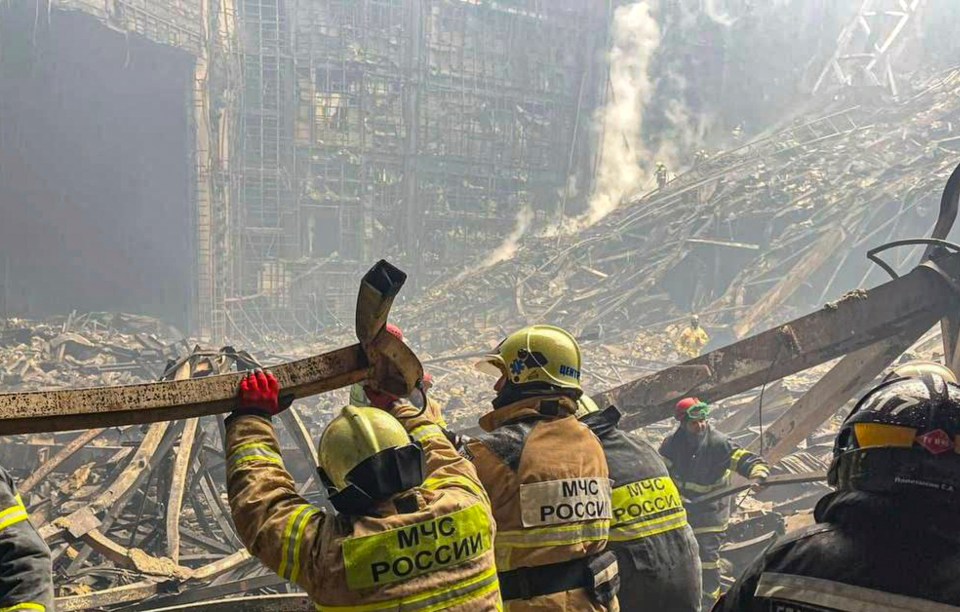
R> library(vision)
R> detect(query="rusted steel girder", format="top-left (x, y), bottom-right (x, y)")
top-left (0, 259), bottom-right (422, 434)
top-left (606, 252), bottom-right (960, 430)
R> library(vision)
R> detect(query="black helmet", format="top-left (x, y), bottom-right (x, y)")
top-left (828, 372), bottom-right (960, 504)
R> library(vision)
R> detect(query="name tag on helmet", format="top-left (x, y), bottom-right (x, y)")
top-left (519, 477), bottom-right (612, 527)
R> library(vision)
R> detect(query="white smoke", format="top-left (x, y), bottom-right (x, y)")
top-left (454, 206), bottom-right (534, 281)
top-left (586, 1), bottom-right (661, 226)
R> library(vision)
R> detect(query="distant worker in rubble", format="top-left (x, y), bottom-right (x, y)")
top-left (0, 467), bottom-right (53, 611)
top-left (656, 162), bottom-right (669, 190)
top-left (348, 323), bottom-right (446, 427)
top-left (659, 397), bottom-right (769, 611)
top-left (467, 326), bottom-right (619, 611)
top-left (576, 394), bottom-right (701, 611)
top-left (225, 369), bottom-right (501, 610)
top-left (676, 314), bottom-right (710, 360)
top-left (716, 365), bottom-right (960, 611)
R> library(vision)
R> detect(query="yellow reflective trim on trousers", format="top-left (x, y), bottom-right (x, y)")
top-left (609, 510), bottom-right (688, 542)
top-left (409, 424), bottom-right (445, 443)
top-left (0, 604), bottom-right (45, 612)
top-left (422, 475), bottom-right (489, 506)
top-left (278, 505), bottom-right (316, 580)
top-left (316, 566), bottom-right (501, 612)
top-left (342, 503), bottom-right (492, 590)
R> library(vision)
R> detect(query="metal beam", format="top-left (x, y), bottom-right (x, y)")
top-left (748, 324), bottom-right (927, 464)
top-left (605, 253), bottom-right (960, 430)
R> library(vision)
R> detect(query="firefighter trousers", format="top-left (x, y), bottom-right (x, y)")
top-left (694, 530), bottom-right (724, 611)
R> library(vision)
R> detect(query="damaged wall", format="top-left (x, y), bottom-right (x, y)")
top-left (0, 4), bottom-right (196, 327)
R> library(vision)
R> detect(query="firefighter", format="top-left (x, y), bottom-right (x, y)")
top-left (659, 397), bottom-right (768, 611)
top-left (676, 315), bottom-right (710, 360)
top-left (576, 395), bottom-right (701, 611)
top-left (656, 162), bottom-right (669, 190)
top-left (0, 467), bottom-right (53, 611)
top-left (225, 370), bottom-right (501, 610)
top-left (467, 325), bottom-right (619, 611)
top-left (716, 370), bottom-right (960, 611)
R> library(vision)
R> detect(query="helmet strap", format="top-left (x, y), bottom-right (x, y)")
top-left (321, 443), bottom-right (425, 516)
top-left (492, 380), bottom-right (581, 410)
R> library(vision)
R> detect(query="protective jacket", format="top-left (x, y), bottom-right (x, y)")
top-left (465, 395), bottom-right (618, 611)
top-left (659, 425), bottom-right (766, 531)
top-left (676, 327), bottom-right (709, 360)
top-left (660, 424), bottom-right (767, 609)
top-left (715, 490), bottom-right (960, 611)
top-left (0, 467), bottom-right (53, 611)
top-left (226, 402), bottom-right (501, 611)
top-left (581, 406), bottom-right (701, 611)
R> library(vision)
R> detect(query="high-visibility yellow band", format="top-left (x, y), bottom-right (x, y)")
top-left (316, 567), bottom-right (501, 612)
top-left (289, 507), bottom-right (319, 584)
top-left (422, 475), bottom-right (489, 505)
top-left (611, 477), bottom-right (684, 528)
top-left (409, 424), bottom-right (445, 443)
top-left (609, 511), bottom-right (688, 542)
top-left (342, 503), bottom-right (492, 591)
top-left (228, 442), bottom-right (283, 470)
top-left (0, 604), bottom-right (45, 612)
top-left (680, 470), bottom-right (731, 494)
top-left (279, 505), bottom-right (318, 580)
top-left (0, 498), bottom-right (28, 534)
top-left (495, 520), bottom-right (609, 570)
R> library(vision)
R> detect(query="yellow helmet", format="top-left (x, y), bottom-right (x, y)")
top-left (574, 394), bottom-right (601, 419)
top-left (476, 325), bottom-right (582, 393)
top-left (884, 360), bottom-right (958, 385)
top-left (317, 406), bottom-right (424, 514)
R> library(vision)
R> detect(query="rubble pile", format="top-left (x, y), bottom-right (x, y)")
top-left (0, 312), bottom-right (186, 391)
top-left (399, 68), bottom-right (960, 355)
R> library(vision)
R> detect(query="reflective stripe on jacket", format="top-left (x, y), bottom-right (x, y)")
top-left (716, 490), bottom-right (960, 611)
top-left (659, 424), bottom-right (766, 531)
top-left (465, 395), bottom-right (615, 611)
top-left (226, 402), bottom-right (501, 611)
top-left (0, 467), bottom-right (52, 611)
top-left (582, 406), bottom-right (701, 612)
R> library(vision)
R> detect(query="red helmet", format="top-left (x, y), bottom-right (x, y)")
top-left (675, 397), bottom-right (710, 421)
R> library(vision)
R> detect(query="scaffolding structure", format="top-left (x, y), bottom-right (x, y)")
top-left (220, 0), bottom-right (608, 342)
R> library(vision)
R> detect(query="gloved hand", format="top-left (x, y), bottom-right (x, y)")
top-left (234, 369), bottom-right (294, 419)
top-left (749, 463), bottom-right (770, 483)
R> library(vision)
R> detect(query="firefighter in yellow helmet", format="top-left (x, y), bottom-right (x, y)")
top-left (467, 325), bottom-right (620, 611)
top-left (225, 369), bottom-right (501, 610)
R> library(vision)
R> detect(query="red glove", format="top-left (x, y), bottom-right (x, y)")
top-left (235, 370), bottom-right (293, 418)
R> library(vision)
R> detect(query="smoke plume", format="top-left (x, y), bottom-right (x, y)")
top-left (586, 1), bottom-right (661, 225)
top-left (454, 206), bottom-right (534, 281)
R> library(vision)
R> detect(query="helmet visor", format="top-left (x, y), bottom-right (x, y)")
top-left (853, 423), bottom-right (917, 449)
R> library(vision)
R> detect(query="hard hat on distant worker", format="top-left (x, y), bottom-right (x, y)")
top-left (828, 373), bottom-right (960, 504)
top-left (317, 405), bottom-right (424, 514)
top-left (882, 360), bottom-right (958, 385)
top-left (675, 397), bottom-right (711, 421)
top-left (475, 325), bottom-right (583, 395)
top-left (574, 394), bottom-right (602, 419)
